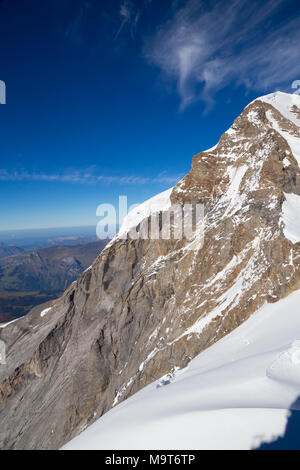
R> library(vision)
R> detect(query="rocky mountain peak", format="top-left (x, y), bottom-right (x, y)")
top-left (172, 91), bottom-right (300, 205)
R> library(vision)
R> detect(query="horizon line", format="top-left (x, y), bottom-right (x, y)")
top-left (0, 224), bottom-right (99, 234)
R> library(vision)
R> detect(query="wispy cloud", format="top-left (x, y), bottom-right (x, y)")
top-left (115, 1), bottom-right (132, 39)
top-left (144, 0), bottom-right (300, 110)
top-left (0, 168), bottom-right (182, 186)
top-left (115, 0), bottom-right (143, 40)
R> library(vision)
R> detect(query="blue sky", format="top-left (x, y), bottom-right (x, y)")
top-left (0, 0), bottom-right (299, 230)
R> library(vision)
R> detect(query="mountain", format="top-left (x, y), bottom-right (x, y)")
top-left (0, 91), bottom-right (300, 450)
top-left (0, 245), bottom-right (24, 259)
top-left (0, 241), bottom-right (107, 293)
top-left (0, 241), bottom-right (107, 322)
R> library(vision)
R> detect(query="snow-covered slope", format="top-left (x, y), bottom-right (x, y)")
top-left (282, 193), bottom-right (300, 244)
top-left (63, 290), bottom-right (300, 450)
top-left (257, 91), bottom-right (300, 127)
top-left (117, 188), bottom-right (172, 240)
top-left (256, 91), bottom-right (300, 166)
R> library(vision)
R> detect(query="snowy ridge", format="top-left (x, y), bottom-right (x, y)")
top-left (255, 91), bottom-right (300, 166)
top-left (257, 91), bottom-right (300, 127)
top-left (0, 318), bottom-right (19, 329)
top-left (63, 290), bottom-right (300, 450)
top-left (104, 188), bottom-right (173, 249)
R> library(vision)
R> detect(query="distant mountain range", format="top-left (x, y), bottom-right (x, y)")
top-left (0, 226), bottom-right (99, 250)
top-left (0, 245), bottom-right (24, 258)
top-left (0, 240), bottom-right (107, 322)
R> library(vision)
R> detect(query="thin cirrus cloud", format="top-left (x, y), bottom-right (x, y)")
top-left (144, 0), bottom-right (300, 110)
top-left (114, 0), bottom-right (145, 40)
top-left (0, 169), bottom-right (181, 186)
top-left (115, 1), bottom-right (132, 40)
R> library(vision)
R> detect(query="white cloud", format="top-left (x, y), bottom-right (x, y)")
top-left (0, 168), bottom-right (182, 186)
top-left (145, 0), bottom-right (300, 110)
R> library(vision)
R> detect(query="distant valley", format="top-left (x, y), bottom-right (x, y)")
top-left (0, 240), bottom-right (107, 323)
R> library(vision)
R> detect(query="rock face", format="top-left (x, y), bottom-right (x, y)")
top-left (0, 92), bottom-right (300, 450)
